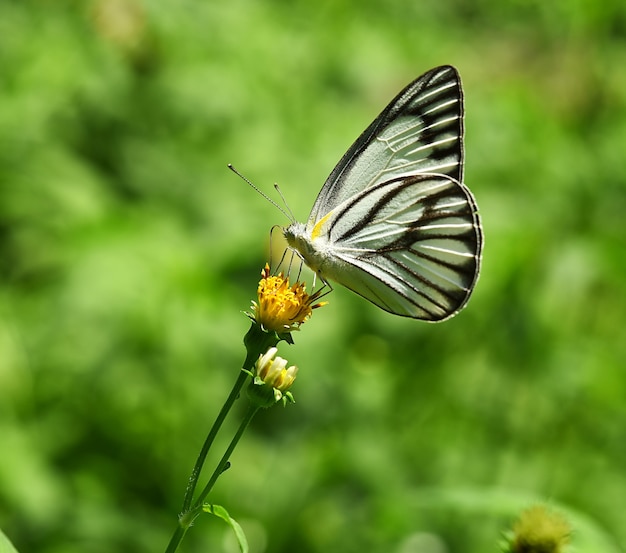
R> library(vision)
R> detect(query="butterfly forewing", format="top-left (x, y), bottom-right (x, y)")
top-left (308, 65), bottom-right (464, 226)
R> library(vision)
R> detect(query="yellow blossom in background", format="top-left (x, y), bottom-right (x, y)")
top-left (251, 263), bottom-right (326, 333)
top-left (506, 505), bottom-right (571, 553)
top-left (91, 0), bottom-right (146, 52)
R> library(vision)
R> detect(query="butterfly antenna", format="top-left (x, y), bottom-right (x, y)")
top-left (228, 164), bottom-right (293, 222)
top-left (273, 183), bottom-right (296, 222)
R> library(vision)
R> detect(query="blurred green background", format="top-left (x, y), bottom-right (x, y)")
top-left (1, 1), bottom-right (625, 552)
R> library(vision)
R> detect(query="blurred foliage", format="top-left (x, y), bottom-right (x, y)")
top-left (1, 0), bottom-right (625, 552)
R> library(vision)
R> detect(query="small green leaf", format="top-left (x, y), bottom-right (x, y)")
top-left (203, 504), bottom-right (249, 553)
top-left (0, 529), bottom-right (19, 553)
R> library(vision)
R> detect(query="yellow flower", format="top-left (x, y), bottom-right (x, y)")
top-left (250, 263), bottom-right (326, 333)
top-left (507, 505), bottom-right (571, 553)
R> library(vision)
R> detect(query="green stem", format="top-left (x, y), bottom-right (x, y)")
top-left (166, 404), bottom-right (260, 553)
top-left (164, 525), bottom-right (187, 553)
top-left (180, 369), bottom-right (249, 513)
top-left (165, 370), bottom-right (248, 553)
top-left (165, 323), bottom-right (282, 553)
top-left (191, 404), bottom-right (259, 511)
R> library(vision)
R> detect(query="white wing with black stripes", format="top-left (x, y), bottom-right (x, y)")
top-left (284, 65), bottom-right (482, 321)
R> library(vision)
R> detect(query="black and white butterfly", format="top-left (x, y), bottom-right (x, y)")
top-left (283, 65), bottom-right (483, 322)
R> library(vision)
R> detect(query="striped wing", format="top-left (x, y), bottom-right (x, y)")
top-left (308, 65), bottom-right (464, 226)
top-left (312, 174), bottom-right (482, 321)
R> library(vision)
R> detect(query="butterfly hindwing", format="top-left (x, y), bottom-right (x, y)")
top-left (310, 173), bottom-right (481, 321)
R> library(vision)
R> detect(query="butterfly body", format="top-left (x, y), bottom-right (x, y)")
top-left (282, 66), bottom-right (483, 322)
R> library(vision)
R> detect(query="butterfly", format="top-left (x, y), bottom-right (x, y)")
top-left (283, 65), bottom-right (483, 322)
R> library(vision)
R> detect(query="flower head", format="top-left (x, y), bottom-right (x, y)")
top-left (250, 263), bottom-right (326, 334)
top-left (503, 505), bottom-right (571, 553)
top-left (247, 347), bottom-right (298, 407)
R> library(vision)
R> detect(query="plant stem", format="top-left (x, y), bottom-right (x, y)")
top-left (181, 369), bottom-right (249, 513)
top-left (165, 404), bottom-right (260, 553)
top-left (164, 525), bottom-right (187, 553)
top-left (191, 404), bottom-right (259, 511)
top-left (165, 324), bottom-right (281, 553)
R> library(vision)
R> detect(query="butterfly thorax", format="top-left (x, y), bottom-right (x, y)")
top-left (283, 222), bottom-right (329, 275)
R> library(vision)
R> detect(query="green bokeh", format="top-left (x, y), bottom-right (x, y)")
top-left (1, 1), bottom-right (625, 552)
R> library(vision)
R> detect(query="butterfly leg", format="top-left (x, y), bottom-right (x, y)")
top-left (310, 272), bottom-right (333, 302)
top-left (269, 225), bottom-right (292, 274)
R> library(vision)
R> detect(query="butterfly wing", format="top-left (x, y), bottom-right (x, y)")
top-left (307, 173), bottom-right (481, 321)
top-left (307, 65), bottom-right (464, 226)
top-left (285, 65), bottom-right (481, 321)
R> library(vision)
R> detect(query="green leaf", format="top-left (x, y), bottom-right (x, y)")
top-left (0, 529), bottom-right (19, 553)
top-left (203, 504), bottom-right (249, 553)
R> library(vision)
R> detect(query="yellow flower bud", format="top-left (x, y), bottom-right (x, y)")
top-left (505, 505), bottom-right (571, 553)
top-left (256, 347), bottom-right (298, 392)
top-left (247, 347), bottom-right (299, 407)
